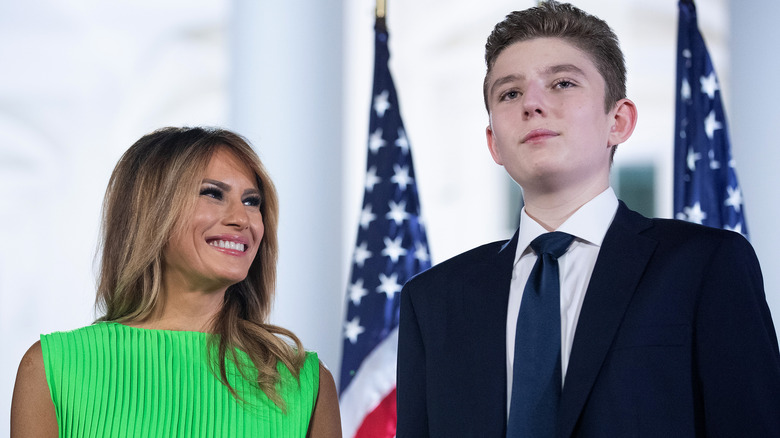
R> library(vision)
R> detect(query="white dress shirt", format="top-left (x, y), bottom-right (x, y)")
top-left (506, 188), bottom-right (619, 414)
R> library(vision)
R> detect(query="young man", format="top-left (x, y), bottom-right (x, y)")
top-left (397, 2), bottom-right (780, 437)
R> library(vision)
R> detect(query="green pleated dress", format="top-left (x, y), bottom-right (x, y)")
top-left (40, 322), bottom-right (319, 437)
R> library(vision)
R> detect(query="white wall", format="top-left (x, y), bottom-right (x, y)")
top-left (0, 2), bottom-right (231, 433)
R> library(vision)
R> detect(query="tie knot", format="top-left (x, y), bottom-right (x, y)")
top-left (530, 231), bottom-right (574, 259)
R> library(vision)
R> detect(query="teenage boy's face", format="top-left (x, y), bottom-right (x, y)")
top-left (485, 37), bottom-right (617, 196)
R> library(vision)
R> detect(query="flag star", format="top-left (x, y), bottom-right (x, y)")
top-left (386, 200), bottom-right (410, 225)
top-left (681, 77), bottom-right (691, 100)
top-left (724, 222), bottom-right (743, 234)
top-left (687, 147), bottom-right (702, 171)
top-left (365, 166), bottom-right (381, 193)
top-left (700, 72), bottom-right (719, 99)
top-left (354, 241), bottom-right (372, 268)
top-left (708, 149), bottom-right (721, 169)
top-left (395, 128), bottom-right (409, 153)
top-left (374, 90), bottom-right (391, 117)
top-left (382, 236), bottom-right (408, 262)
top-left (683, 202), bottom-right (707, 224)
top-left (391, 164), bottom-right (413, 190)
top-left (724, 186), bottom-right (743, 212)
top-left (359, 204), bottom-right (377, 230)
top-left (369, 129), bottom-right (387, 153)
top-left (414, 242), bottom-right (430, 263)
top-left (704, 110), bottom-right (723, 140)
top-left (348, 278), bottom-right (369, 306)
top-left (344, 317), bottom-right (365, 344)
top-left (376, 273), bottom-right (403, 298)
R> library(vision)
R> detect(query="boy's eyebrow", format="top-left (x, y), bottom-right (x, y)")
top-left (544, 63), bottom-right (587, 77)
top-left (489, 74), bottom-right (524, 98)
top-left (489, 64), bottom-right (588, 98)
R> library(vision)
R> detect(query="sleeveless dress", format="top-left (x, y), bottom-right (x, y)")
top-left (40, 322), bottom-right (319, 437)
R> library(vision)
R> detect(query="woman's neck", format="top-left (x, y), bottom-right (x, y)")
top-left (128, 280), bottom-right (227, 332)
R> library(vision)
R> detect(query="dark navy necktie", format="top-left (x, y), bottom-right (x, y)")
top-left (507, 231), bottom-right (575, 438)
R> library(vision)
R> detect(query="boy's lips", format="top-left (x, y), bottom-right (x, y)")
top-left (522, 129), bottom-right (559, 143)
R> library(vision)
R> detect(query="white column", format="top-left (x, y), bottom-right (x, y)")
top-left (730, 0), bottom-right (780, 332)
top-left (229, 0), bottom-right (345, 372)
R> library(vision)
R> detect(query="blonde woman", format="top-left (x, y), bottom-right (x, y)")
top-left (11, 127), bottom-right (341, 437)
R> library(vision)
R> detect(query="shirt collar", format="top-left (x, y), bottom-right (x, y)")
top-left (514, 187), bottom-right (619, 264)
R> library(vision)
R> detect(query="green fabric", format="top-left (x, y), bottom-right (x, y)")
top-left (40, 322), bottom-right (319, 437)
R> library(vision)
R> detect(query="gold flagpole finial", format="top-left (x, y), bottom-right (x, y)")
top-left (376, 0), bottom-right (386, 19)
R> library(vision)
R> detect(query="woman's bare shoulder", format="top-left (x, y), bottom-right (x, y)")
top-left (306, 360), bottom-right (342, 438)
top-left (10, 340), bottom-right (58, 438)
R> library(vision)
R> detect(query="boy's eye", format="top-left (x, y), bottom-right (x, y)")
top-left (200, 187), bottom-right (223, 200)
top-left (498, 90), bottom-right (520, 101)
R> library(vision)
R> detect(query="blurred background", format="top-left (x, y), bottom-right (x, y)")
top-left (2, 0), bottom-right (778, 432)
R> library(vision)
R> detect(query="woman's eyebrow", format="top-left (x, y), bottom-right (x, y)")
top-left (202, 178), bottom-right (231, 191)
top-left (203, 178), bottom-right (260, 196)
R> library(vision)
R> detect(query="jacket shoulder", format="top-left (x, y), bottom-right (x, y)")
top-left (616, 203), bottom-right (753, 253)
top-left (404, 239), bottom-right (511, 290)
top-left (646, 216), bottom-right (753, 252)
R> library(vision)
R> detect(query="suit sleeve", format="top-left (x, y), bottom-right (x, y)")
top-left (695, 233), bottom-right (780, 435)
top-left (397, 280), bottom-right (429, 437)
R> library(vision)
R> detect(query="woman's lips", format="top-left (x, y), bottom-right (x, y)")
top-left (206, 235), bottom-right (250, 253)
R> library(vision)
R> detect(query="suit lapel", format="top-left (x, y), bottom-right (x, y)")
top-left (557, 203), bottom-right (657, 437)
top-left (463, 230), bottom-right (518, 435)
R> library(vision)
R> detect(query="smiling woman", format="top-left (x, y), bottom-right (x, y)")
top-left (10, 127), bottom-right (341, 438)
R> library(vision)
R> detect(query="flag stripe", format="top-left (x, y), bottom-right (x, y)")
top-left (355, 389), bottom-right (397, 438)
top-left (340, 328), bottom-right (398, 437)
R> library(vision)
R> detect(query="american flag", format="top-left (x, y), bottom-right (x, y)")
top-left (338, 18), bottom-right (431, 438)
top-left (674, 0), bottom-right (748, 238)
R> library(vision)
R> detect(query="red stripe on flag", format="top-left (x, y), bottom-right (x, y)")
top-left (354, 388), bottom-right (397, 438)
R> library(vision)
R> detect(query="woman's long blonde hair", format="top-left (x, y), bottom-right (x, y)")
top-left (96, 126), bottom-right (304, 406)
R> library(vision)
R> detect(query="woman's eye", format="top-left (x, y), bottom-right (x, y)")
top-left (200, 187), bottom-right (223, 200)
top-left (243, 196), bottom-right (262, 207)
top-left (555, 80), bottom-right (575, 89)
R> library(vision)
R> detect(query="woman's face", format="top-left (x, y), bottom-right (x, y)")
top-left (163, 148), bottom-right (264, 293)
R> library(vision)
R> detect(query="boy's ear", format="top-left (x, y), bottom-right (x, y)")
top-left (486, 124), bottom-right (504, 165)
top-left (608, 98), bottom-right (638, 147)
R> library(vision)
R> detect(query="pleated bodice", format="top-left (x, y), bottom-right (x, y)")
top-left (40, 322), bottom-right (318, 437)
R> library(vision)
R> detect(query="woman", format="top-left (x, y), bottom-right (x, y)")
top-left (10, 127), bottom-right (341, 437)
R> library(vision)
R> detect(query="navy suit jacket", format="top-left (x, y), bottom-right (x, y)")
top-left (397, 202), bottom-right (780, 437)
